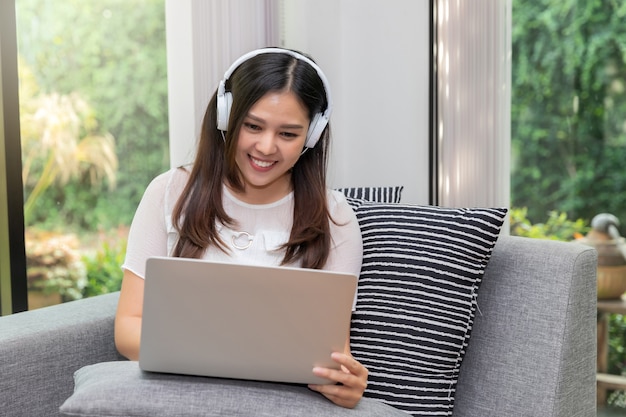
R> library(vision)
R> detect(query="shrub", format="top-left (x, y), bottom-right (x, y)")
top-left (82, 239), bottom-right (126, 298)
top-left (25, 230), bottom-right (87, 302)
top-left (509, 207), bottom-right (589, 241)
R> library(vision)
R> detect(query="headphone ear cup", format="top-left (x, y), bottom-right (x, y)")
top-left (216, 90), bottom-right (233, 131)
top-left (305, 112), bottom-right (328, 148)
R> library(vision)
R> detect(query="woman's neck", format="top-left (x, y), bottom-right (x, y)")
top-left (225, 178), bottom-right (293, 205)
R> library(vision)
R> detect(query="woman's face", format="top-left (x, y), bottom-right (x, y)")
top-left (232, 90), bottom-right (310, 204)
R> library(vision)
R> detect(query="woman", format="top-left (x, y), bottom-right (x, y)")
top-left (114, 48), bottom-right (367, 408)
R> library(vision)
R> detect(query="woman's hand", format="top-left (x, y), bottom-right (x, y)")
top-left (308, 351), bottom-right (368, 409)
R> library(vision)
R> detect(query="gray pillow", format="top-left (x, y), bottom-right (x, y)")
top-left (59, 361), bottom-right (410, 417)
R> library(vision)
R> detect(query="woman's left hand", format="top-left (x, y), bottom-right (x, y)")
top-left (308, 352), bottom-right (368, 409)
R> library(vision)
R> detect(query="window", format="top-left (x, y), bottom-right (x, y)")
top-left (14, 0), bottom-right (169, 310)
top-left (511, 1), bottom-right (626, 229)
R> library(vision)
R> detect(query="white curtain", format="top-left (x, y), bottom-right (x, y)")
top-left (436, 0), bottom-right (511, 208)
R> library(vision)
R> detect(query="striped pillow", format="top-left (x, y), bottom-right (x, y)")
top-left (336, 186), bottom-right (403, 203)
top-left (347, 200), bottom-right (507, 417)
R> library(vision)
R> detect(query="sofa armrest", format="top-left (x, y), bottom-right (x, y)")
top-left (0, 292), bottom-right (122, 417)
top-left (453, 236), bottom-right (597, 417)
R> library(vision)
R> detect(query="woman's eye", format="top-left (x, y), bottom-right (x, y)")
top-left (281, 132), bottom-right (298, 139)
top-left (244, 122), bottom-right (261, 131)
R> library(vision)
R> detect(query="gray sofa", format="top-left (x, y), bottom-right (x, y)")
top-left (0, 235), bottom-right (597, 416)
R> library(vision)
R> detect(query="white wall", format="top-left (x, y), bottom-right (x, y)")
top-left (280, 0), bottom-right (431, 204)
top-left (165, 0), bottom-right (431, 204)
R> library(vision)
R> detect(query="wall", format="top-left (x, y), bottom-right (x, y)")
top-left (279, 0), bottom-right (431, 204)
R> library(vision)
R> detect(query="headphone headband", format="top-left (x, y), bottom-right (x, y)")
top-left (216, 48), bottom-right (332, 148)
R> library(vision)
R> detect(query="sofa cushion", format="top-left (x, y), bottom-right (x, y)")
top-left (59, 361), bottom-right (409, 417)
top-left (336, 186), bottom-right (403, 203)
top-left (346, 200), bottom-right (507, 416)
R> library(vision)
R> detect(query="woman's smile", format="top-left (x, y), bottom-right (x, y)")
top-left (249, 155), bottom-right (276, 170)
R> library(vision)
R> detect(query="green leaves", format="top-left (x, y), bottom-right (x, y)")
top-left (512, 0), bottom-right (626, 228)
top-left (509, 207), bottom-right (589, 241)
top-left (17, 0), bottom-right (168, 231)
top-left (81, 239), bottom-right (126, 298)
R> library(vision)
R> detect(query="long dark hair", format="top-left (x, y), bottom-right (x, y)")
top-left (171, 50), bottom-right (332, 269)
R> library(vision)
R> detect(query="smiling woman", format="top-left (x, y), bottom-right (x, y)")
top-left (115, 48), bottom-right (369, 408)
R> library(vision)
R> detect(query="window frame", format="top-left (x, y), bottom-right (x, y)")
top-left (0, 0), bottom-right (28, 315)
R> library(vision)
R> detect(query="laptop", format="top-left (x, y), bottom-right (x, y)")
top-left (138, 256), bottom-right (358, 385)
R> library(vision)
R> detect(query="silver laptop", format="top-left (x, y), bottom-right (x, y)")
top-left (139, 256), bottom-right (358, 385)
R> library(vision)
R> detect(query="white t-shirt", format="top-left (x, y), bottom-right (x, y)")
top-left (122, 167), bottom-right (363, 281)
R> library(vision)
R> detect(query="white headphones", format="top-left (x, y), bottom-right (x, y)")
top-left (216, 48), bottom-right (333, 149)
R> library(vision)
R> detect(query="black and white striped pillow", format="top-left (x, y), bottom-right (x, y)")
top-left (347, 200), bottom-right (507, 417)
top-left (336, 186), bottom-right (403, 203)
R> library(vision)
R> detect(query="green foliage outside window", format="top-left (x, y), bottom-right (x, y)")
top-left (16, 0), bottom-right (169, 231)
top-left (19, 87), bottom-right (118, 226)
top-left (25, 231), bottom-right (86, 301)
top-left (15, 0), bottom-right (167, 307)
top-left (512, 0), bottom-right (626, 231)
top-left (82, 238), bottom-right (126, 298)
top-left (609, 315), bottom-right (626, 407)
top-left (513, 2), bottom-right (626, 407)
top-left (509, 207), bottom-right (589, 240)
